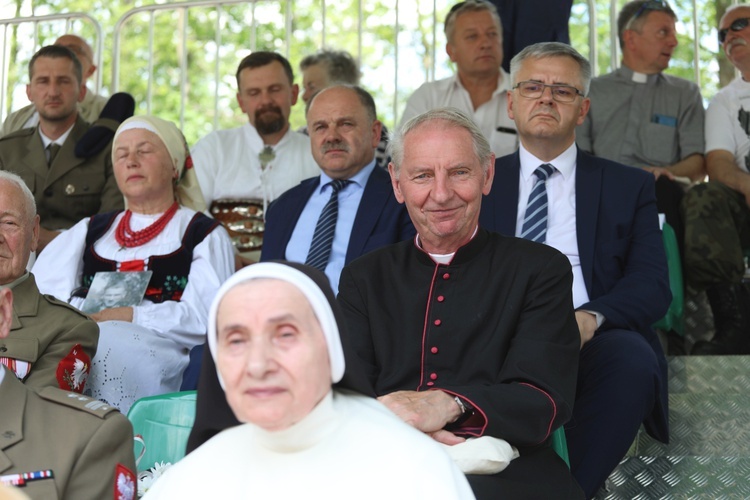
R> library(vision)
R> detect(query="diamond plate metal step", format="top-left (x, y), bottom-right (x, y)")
top-left (593, 356), bottom-right (750, 498)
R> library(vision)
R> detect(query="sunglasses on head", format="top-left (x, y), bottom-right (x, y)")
top-left (624, 0), bottom-right (671, 30)
top-left (719, 17), bottom-right (750, 44)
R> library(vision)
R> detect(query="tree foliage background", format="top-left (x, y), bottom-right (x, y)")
top-left (0, 0), bottom-right (731, 145)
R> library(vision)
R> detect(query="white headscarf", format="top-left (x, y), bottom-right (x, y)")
top-left (113, 115), bottom-right (206, 212)
top-left (207, 262), bottom-right (346, 389)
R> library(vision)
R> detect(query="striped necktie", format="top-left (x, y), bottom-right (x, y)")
top-left (305, 179), bottom-right (351, 271)
top-left (520, 163), bottom-right (556, 243)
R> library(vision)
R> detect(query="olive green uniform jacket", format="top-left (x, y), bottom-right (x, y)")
top-left (1, 273), bottom-right (98, 392)
top-left (0, 368), bottom-right (137, 499)
top-left (0, 116), bottom-right (123, 230)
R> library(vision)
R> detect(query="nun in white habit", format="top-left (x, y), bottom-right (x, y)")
top-left (143, 261), bottom-right (475, 499)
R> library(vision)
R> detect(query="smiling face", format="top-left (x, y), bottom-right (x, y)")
top-left (721, 7), bottom-right (750, 75)
top-left (0, 179), bottom-right (39, 285)
top-left (389, 121), bottom-right (494, 254)
top-left (216, 279), bottom-right (332, 431)
top-left (307, 87), bottom-right (381, 180)
top-left (622, 10), bottom-right (678, 74)
top-left (113, 128), bottom-right (176, 212)
top-left (447, 9), bottom-right (503, 80)
top-left (507, 55), bottom-right (589, 160)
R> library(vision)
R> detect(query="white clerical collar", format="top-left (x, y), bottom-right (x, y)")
top-left (39, 122), bottom-right (75, 149)
top-left (418, 226), bottom-right (479, 264)
top-left (519, 142), bottom-right (577, 182)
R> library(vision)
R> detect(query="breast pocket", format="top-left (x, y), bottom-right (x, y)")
top-left (641, 122), bottom-right (678, 166)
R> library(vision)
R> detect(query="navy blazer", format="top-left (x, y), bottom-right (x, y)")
top-left (261, 165), bottom-right (415, 264)
top-left (480, 148), bottom-right (670, 442)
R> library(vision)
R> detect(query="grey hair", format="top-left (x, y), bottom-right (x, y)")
top-left (388, 107), bottom-right (492, 175)
top-left (0, 170), bottom-right (36, 222)
top-left (306, 83), bottom-right (377, 123)
top-left (618, 1), bottom-right (677, 50)
top-left (509, 41), bottom-right (592, 97)
top-left (299, 49), bottom-right (361, 85)
top-left (444, 1), bottom-right (502, 43)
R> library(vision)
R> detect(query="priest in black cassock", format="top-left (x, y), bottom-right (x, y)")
top-left (337, 107), bottom-right (584, 499)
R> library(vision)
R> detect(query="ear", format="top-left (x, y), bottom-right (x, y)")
top-left (0, 287), bottom-right (13, 339)
top-left (26, 84), bottom-right (32, 103)
top-left (622, 29), bottom-right (637, 52)
top-left (388, 163), bottom-right (405, 204)
top-left (576, 97), bottom-right (591, 126)
top-left (506, 90), bottom-right (515, 121)
top-left (29, 215), bottom-right (40, 253)
top-left (446, 42), bottom-right (456, 62)
top-left (78, 83), bottom-right (87, 103)
top-left (290, 83), bottom-right (299, 106)
top-left (85, 63), bottom-right (97, 79)
top-left (236, 92), bottom-right (246, 113)
top-left (482, 155), bottom-right (496, 196)
top-left (371, 120), bottom-right (383, 149)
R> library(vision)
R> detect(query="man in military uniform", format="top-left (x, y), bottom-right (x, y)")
top-left (0, 285), bottom-right (137, 499)
top-left (684, 4), bottom-right (750, 354)
top-left (1, 34), bottom-right (108, 136)
top-left (0, 171), bottom-right (98, 393)
top-left (0, 45), bottom-right (123, 252)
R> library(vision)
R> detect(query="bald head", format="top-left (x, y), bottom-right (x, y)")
top-left (54, 34), bottom-right (96, 81)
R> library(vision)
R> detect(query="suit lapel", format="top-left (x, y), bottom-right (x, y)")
top-left (21, 129), bottom-right (49, 181)
top-left (44, 117), bottom-right (88, 188)
top-left (9, 275), bottom-right (40, 332)
top-left (0, 371), bottom-right (27, 473)
top-left (279, 178), bottom-right (320, 253)
top-left (346, 167), bottom-right (391, 262)
top-left (575, 148), bottom-right (601, 294)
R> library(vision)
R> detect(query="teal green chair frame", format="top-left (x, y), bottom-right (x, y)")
top-left (551, 427), bottom-right (570, 467)
top-left (127, 390), bottom-right (197, 472)
top-left (653, 222), bottom-right (684, 336)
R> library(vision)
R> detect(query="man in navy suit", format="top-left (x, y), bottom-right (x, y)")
top-left (479, 42), bottom-right (671, 498)
top-left (186, 84), bottom-right (414, 451)
top-left (260, 84), bottom-right (414, 293)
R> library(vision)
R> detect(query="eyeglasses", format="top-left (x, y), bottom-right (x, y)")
top-left (719, 17), bottom-right (750, 44)
top-left (624, 0), bottom-right (671, 31)
top-left (513, 81), bottom-right (584, 103)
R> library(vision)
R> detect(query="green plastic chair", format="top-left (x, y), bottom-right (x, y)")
top-left (653, 222), bottom-right (684, 336)
top-left (127, 390), bottom-right (197, 472)
top-left (550, 427), bottom-right (570, 467)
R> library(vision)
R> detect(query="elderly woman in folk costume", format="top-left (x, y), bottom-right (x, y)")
top-left (34, 115), bottom-right (235, 413)
top-left (142, 261), bottom-right (475, 499)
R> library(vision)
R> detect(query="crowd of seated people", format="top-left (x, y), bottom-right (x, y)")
top-left (3, 0), bottom-right (750, 497)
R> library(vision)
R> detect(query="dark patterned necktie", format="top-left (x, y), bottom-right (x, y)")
top-left (47, 143), bottom-right (61, 167)
top-left (520, 163), bottom-right (556, 243)
top-left (305, 179), bottom-right (351, 270)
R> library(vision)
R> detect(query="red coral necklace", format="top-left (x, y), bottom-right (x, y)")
top-left (115, 202), bottom-right (179, 249)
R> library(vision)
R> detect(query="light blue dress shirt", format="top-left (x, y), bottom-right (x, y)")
top-left (285, 160), bottom-right (377, 293)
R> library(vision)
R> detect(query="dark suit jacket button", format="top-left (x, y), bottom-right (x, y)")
top-left (0, 346), bottom-right (7, 352)
top-left (44, 188), bottom-right (53, 197)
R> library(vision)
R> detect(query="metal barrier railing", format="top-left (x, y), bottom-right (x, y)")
top-left (0, 0), bottom-right (732, 136)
